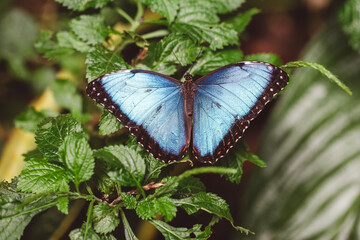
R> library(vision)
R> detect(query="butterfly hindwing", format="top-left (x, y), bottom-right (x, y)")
top-left (86, 70), bottom-right (188, 162)
top-left (192, 61), bottom-right (289, 163)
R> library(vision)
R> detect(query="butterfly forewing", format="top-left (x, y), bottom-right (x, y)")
top-left (192, 61), bottom-right (289, 163)
top-left (86, 70), bottom-right (189, 162)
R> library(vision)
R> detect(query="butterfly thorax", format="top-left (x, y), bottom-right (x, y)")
top-left (183, 76), bottom-right (196, 117)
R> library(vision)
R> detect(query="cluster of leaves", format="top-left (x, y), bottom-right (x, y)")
top-left (1, 0), bottom-right (267, 239)
top-left (1, 0), bottom-right (352, 239)
top-left (338, 0), bottom-right (360, 54)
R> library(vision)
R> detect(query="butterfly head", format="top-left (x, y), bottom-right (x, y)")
top-left (184, 72), bottom-right (193, 81)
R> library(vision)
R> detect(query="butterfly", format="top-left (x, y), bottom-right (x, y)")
top-left (86, 61), bottom-right (289, 164)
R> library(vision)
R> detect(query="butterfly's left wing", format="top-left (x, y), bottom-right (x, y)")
top-left (87, 70), bottom-right (189, 162)
top-left (192, 61), bottom-right (289, 163)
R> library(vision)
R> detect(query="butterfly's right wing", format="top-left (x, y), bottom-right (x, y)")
top-left (87, 70), bottom-right (189, 162)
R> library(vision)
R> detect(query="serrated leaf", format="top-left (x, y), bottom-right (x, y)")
top-left (120, 192), bottom-right (136, 209)
top-left (86, 45), bottom-right (128, 81)
top-left (176, 176), bottom-right (206, 196)
top-left (244, 53), bottom-right (283, 66)
top-left (99, 109), bottom-right (123, 135)
top-left (69, 15), bottom-right (111, 45)
top-left (209, 0), bottom-right (245, 14)
top-left (59, 134), bottom-right (94, 186)
top-left (190, 49), bottom-right (243, 76)
top-left (35, 114), bottom-right (85, 161)
top-left (51, 79), bottom-right (83, 115)
top-left (150, 220), bottom-right (211, 240)
top-left (55, 0), bottom-right (113, 11)
top-left (17, 158), bottom-right (69, 193)
top-left (143, 154), bottom-right (166, 182)
top-left (338, 0), bottom-right (360, 53)
top-left (94, 145), bottom-right (145, 187)
top-left (170, 0), bottom-right (238, 50)
top-left (35, 30), bottom-right (73, 59)
top-left (172, 192), bottom-right (232, 221)
top-left (154, 196), bottom-right (177, 222)
top-left (56, 181), bottom-right (70, 214)
top-left (136, 198), bottom-right (157, 220)
top-left (14, 107), bottom-right (48, 132)
top-left (57, 31), bottom-right (90, 53)
top-left (142, 33), bottom-right (201, 75)
top-left (215, 142), bottom-right (248, 184)
top-left (69, 223), bottom-right (116, 240)
top-left (225, 8), bottom-right (260, 35)
top-left (92, 203), bottom-right (120, 234)
top-left (0, 181), bottom-right (58, 240)
top-left (141, 0), bottom-right (179, 23)
top-left (94, 168), bottom-right (115, 194)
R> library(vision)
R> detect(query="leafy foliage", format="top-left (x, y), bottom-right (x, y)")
top-left (2, 0), bottom-right (349, 239)
top-left (338, 0), bottom-right (360, 53)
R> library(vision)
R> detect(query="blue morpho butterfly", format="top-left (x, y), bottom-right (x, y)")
top-left (86, 61), bottom-right (289, 164)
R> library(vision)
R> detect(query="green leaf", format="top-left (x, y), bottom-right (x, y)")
top-left (338, 0), bottom-right (360, 53)
top-left (55, 0), bottom-right (113, 11)
top-left (154, 196), bottom-right (177, 222)
top-left (176, 176), bottom-right (206, 196)
top-left (99, 109), bottom-right (123, 135)
top-left (143, 154), bottom-right (166, 182)
top-left (120, 192), bottom-right (137, 209)
top-left (51, 79), bottom-right (83, 115)
top-left (170, 0), bottom-right (238, 50)
top-left (69, 224), bottom-right (100, 240)
top-left (69, 223), bottom-right (116, 240)
top-left (190, 49), bottom-right (243, 76)
top-left (142, 33), bottom-right (201, 75)
top-left (93, 168), bottom-right (115, 194)
top-left (59, 134), bottom-right (94, 186)
top-left (35, 114), bottom-right (85, 161)
top-left (226, 8), bottom-right (260, 35)
top-left (120, 210), bottom-right (139, 240)
top-left (154, 167), bottom-right (236, 198)
top-left (244, 53), bottom-right (283, 66)
top-left (93, 203), bottom-right (120, 234)
top-left (94, 145), bottom-right (145, 187)
top-left (0, 9), bottom-right (37, 61)
top-left (69, 15), bottom-right (111, 45)
top-left (282, 61), bottom-right (352, 95)
top-left (35, 30), bottom-right (73, 59)
top-left (150, 220), bottom-right (211, 240)
top-left (17, 158), bottom-right (69, 193)
top-left (136, 198), bottom-right (157, 220)
top-left (56, 182), bottom-right (70, 214)
top-left (141, 0), bottom-right (179, 23)
top-left (57, 31), bottom-right (90, 53)
top-left (215, 141), bottom-right (266, 184)
top-left (14, 107), bottom-right (49, 133)
top-left (209, 0), bottom-right (245, 14)
top-left (86, 45), bottom-right (128, 81)
top-left (173, 192), bottom-right (231, 218)
top-left (0, 180), bottom-right (58, 240)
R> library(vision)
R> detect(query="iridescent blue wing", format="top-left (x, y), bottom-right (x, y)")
top-left (86, 70), bottom-right (188, 162)
top-left (192, 61), bottom-right (289, 163)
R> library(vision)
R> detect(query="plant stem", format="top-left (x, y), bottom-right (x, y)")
top-left (131, 1), bottom-right (144, 31)
top-left (116, 8), bottom-right (134, 25)
top-left (141, 29), bottom-right (169, 39)
top-left (84, 200), bottom-right (94, 239)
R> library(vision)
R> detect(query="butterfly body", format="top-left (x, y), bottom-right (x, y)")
top-left (87, 61), bottom-right (289, 163)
